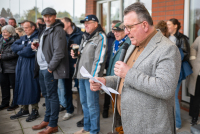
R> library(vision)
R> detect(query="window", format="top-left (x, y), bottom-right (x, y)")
top-left (111, 1), bottom-right (120, 22)
top-left (189, 0), bottom-right (200, 44)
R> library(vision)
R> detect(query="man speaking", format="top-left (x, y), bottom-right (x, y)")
top-left (90, 2), bottom-right (181, 134)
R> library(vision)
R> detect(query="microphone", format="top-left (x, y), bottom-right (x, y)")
top-left (118, 43), bottom-right (129, 62)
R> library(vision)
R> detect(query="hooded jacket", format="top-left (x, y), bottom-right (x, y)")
top-left (34, 19), bottom-right (69, 79)
top-left (73, 24), bottom-right (107, 79)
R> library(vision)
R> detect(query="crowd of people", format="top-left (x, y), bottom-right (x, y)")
top-left (0, 2), bottom-right (200, 134)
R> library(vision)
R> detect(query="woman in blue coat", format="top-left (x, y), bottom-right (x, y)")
top-left (10, 21), bottom-right (40, 122)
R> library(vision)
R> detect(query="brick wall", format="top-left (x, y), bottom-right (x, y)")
top-left (85, 0), bottom-right (96, 16)
top-left (152, 0), bottom-right (184, 33)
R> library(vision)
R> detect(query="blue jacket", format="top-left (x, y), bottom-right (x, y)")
top-left (65, 26), bottom-right (83, 75)
top-left (106, 37), bottom-right (131, 76)
top-left (11, 30), bottom-right (40, 105)
top-left (178, 47), bottom-right (193, 82)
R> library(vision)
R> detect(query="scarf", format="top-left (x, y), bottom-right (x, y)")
top-left (3, 36), bottom-right (12, 44)
top-left (113, 35), bottom-right (127, 56)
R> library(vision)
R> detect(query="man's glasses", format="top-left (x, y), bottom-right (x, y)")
top-left (124, 22), bottom-right (143, 32)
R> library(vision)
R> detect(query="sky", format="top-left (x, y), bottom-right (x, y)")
top-left (0, 0), bottom-right (86, 18)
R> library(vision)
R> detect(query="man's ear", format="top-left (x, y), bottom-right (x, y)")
top-left (95, 22), bottom-right (98, 27)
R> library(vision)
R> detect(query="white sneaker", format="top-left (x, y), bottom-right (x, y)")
top-left (72, 87), bottom-right (78, 92)
top-left (62, 113), bottom-right (74, 121)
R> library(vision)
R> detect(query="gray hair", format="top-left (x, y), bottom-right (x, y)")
top-left (124, 2), bottom-right (153, 26)
top-left (1, 25), bottom-right (16, 36)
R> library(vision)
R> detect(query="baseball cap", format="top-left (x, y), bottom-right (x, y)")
top-left (80, 15), bottom-right (99, 23)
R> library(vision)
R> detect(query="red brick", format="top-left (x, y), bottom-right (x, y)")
top-left (166, 1), bottom-right (174, 6)
top-left (174, 10), bottom-right (184, 15)
top-left (166, 5), bottom-right (174, 11)
top-left (175, 0), bottom-right (184, 5)
top-left (175, 4), bottom-right (184, 10)
top-left (158, 2), bottom-right (165, 7)
top-left (166, 11), bottom-right (174, 15)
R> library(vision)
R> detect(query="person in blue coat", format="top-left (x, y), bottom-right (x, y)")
top-left (103, 22), bottom-right (131, 120)
top-left (59, 17), bottom-right (83, 121)
top-left (10, 21), bottom-right (40, 122)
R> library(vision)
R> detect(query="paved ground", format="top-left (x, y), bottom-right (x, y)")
top-left (0, 90), bottom-right (192, 134)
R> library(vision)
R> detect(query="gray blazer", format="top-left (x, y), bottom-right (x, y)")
top-left (105, 30), bottom-right (181, 134)
top-left (187, 36), bottom-right (200, 95)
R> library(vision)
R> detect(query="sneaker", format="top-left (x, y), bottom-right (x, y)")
top-left (62, 113), bottom-right (74, 121)
top-left (10, 108), bottom-right (29, 120)
top-left (72, 87), bottom-right (78, 92)
top-left (7, 105), bottom-right (19, 111)
top-left (74, 128), bottom-right (90, 134)
top-left (59, 106), bottom-right (65, 112)
top-left (77, 118), bottom-right (84, 127)
top-left (0, 104), bottom-right (9, 110)
top-left (26, 109), bottom-right (40, 122)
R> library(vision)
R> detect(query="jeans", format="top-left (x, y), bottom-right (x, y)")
top-left (57, 78), bottom-right (74, 113)
top-left (0, 73), bottom-right (16, 106)
top-left (39, 69), bottom-right (59, 127)
top-left (175, 81), bottom-right (182, 128)
top-left (79, 79), bottom-right (100, 134)
top-left (58, 79), bottom-right (67, 108)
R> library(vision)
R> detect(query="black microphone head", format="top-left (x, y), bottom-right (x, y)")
top-left (122, 43), bottom-right (129, 51)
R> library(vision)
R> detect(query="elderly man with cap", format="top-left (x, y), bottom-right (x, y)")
top-left (103, 22), bottom-right (131, 120)
top-left (71, 15), bottom-right (107, 134)
top-left (31, 7), bottom-right (69, 134)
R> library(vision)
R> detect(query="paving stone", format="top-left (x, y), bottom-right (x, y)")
top-left (0, 129), bottom-right (23, 134)
top-left (0, 112), bottom-right (20, 124)
top-left (0, 121), bottom-right (21, 134)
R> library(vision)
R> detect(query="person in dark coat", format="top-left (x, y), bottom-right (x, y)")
top-left (58, 17), bottom-right (83, 120)
top-left (167, 18), bottom-right (193, 129)
top-left (103, 20), bottom-right (121, 118)
top-left (0, 25), bottom-right (19, 111)
top-left (31, 8), bottom-right (69, 134)
top-left (10, 21), bottom-right (40, 122)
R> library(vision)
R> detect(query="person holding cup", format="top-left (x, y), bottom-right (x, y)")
top-left (10, 21), bottom-right (40, 122)
top-left (71, 15), bottom-right (107, 134)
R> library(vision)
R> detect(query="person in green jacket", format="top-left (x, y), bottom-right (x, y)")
top-left (102, 22), bottom-right (131, 120)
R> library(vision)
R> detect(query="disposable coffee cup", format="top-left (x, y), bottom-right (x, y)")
top-left (72, 45), bottom-right (79, 57)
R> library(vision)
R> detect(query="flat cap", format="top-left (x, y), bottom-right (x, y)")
top-left (41, 7), bottom-right (57, 16)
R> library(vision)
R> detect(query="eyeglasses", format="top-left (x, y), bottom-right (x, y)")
top-left (124, 22), bottom-right (143, 32)
top-left (84, 21), bottom-right (95, 25)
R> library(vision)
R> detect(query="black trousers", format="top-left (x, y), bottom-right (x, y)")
top-left (103, 93), bottom-right (111, 111)
top-left (0, 73), bottom-right (15, 106)
top-left (189, 75), bottom-right (200, 119)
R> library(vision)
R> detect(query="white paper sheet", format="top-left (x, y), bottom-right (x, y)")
top-left (80, 66), bottom-right (119, 101)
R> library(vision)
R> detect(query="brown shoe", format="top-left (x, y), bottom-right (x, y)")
top-left (37, 126), bottom-right (58, 134)
top-left (32, 121), bottom-right (49, 130)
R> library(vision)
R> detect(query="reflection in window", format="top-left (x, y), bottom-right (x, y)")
top-left (101, 3), bottom-right (108, 33)
top-left (123, 0), bottom-right (152, 16)
top-left (139, 0), bottom-right (152, 15)
top-left (189, 0), bottom-right (200, 44)
top-left (111, 1), bottom-right (120, 28)
top-left (123, 0), bottom-right (137, 10)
